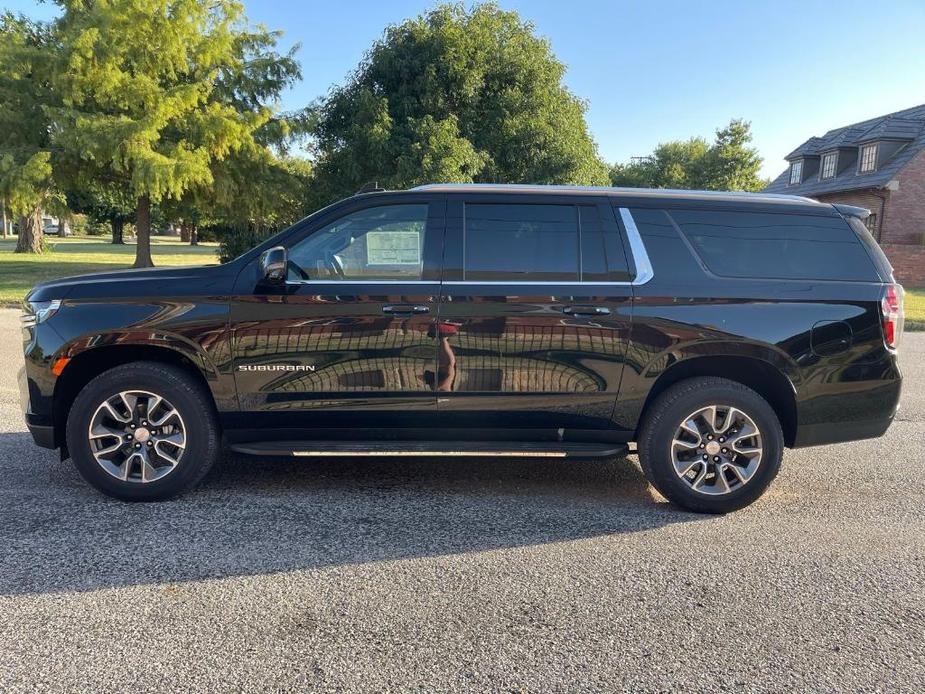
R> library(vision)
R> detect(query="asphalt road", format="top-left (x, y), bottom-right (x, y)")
top-left (1, 307), bottom-right (923, 692)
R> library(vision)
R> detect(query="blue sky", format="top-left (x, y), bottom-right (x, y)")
top-left (11, 0), bottom-right (925, 179)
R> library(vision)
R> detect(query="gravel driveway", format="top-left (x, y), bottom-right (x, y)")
top-left (1, 308), bottom-right (923, 692)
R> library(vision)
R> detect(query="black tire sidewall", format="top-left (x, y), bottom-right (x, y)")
top-left (66, 363), bottom-right (219, 501)
top-left (639, 379), bottom-right (783, 513)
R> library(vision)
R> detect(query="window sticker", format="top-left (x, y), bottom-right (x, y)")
top-left (366, 231), bottom-right (421, 265)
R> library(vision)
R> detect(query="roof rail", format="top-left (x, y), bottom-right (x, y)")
top-left (410, 183), bottom-right (821, 205)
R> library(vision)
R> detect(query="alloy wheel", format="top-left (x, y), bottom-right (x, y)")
top-left (87, 390), bottom-right (187, 483)
top-left (670, 405), bottom-right (763, 496)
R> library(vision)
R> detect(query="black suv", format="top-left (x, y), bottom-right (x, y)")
top-left (19, 184), bottom-right (904, 512)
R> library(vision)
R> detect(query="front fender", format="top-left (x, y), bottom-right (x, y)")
top-left (30, 299), bottom-right (236, 421)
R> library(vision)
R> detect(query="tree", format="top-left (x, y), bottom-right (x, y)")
top-left (49, 0), bottom-right (300, 268)
top-left (701, 120), bottom-right (765, 192)
top-left (66, 181), bottom-right (135, 244)
top-left (212, 154), bottom-right (314, 261)
top-left (610, 119), bottom-right (765, 192)
top-left (0, 13), bottom-right (57, 254)
top-left (161, 8), bottom-right (310, 255)
top-left (310, 2), bottom-right (608, 205)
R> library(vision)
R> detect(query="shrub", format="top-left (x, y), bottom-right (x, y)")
top-left (216, 224), bottom-right (279, 263)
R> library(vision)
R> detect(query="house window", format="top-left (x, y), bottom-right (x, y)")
top-left (789, 160), bottom-right (803, 184)
top-left (821, 152), bottom-right (837, 179)
top-left (864, 213), bottom-right (878, 233)
top-left (860, 144), bottom-right (878, 173)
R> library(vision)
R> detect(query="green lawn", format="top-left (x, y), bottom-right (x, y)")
top-left (906, 287), bottom-right (925, 328)
top-left (0, 235), bottom-right (219, 305)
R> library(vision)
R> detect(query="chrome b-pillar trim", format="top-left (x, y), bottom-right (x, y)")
top-left (618, 208), bottom-right (654, 286)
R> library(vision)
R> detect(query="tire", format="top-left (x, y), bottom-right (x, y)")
top-left (637, 377), bottom-right (783, 514)
top-left (65, 361), bottom-right (220, 501)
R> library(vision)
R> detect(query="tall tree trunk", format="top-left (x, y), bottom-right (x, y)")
top-left (179, 222), bottom-right (191, 243)
top-left (15, 207), bottom-right (44, 254)
top-left (1, 198), bottom-right (8, 239)
top-left (111, 218), bottom-right (124, 244)
top-left (133, 195), bottom-right (154, 268)
top-left (189, 225), bottom-right (198, 246)
top-left (57, 217), bottom-right (69, 238)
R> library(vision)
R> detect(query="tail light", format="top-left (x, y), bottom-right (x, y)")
top-left (881, 284), bottom-right (904, 350)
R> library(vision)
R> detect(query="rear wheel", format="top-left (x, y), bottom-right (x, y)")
top-left (66, 362), bottom-right (220, 501)
top-left (638, 377), bottom-right (783, 513)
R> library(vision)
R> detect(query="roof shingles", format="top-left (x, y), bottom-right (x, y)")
top-left (765, 103), bottom-right (925, 196)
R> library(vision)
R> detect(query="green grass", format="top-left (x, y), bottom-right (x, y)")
top-left (905, 287), bottom-right (925, 329)
top-left (0, 235), bottom-right (219, 306)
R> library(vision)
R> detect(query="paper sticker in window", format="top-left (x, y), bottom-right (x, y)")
top-left (366, 231), bottom-right (421, 266)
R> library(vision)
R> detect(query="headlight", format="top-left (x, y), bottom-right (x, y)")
top-left (21, 300), bottom-right (62, 328)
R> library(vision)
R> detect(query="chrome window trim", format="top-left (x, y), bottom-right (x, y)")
top-left (442, 281), bottom-right (632, 286)
top-left (618, 207), bottom-right (654, 285)
top-left (285, 280), bottom-right (439, 286)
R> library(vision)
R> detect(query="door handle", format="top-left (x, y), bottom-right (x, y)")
top-left (382, 304), bottom-right (430, 315)
top-left (562, 305), bottom-right (611, 316)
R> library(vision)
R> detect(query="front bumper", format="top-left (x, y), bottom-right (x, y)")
top-left (22, 365), bottom-right (56, 449)
top-left (19, 320), bottom-right (66, 451)
top-left (26, 416), bottom-right (56, 449)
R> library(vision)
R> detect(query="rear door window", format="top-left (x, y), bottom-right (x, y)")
top-left (462, 203), bottom-right (627, 282)
top-left (464, 203), bottom-right (579, 282)
top-left (668, 209), bottom-right (880, 282)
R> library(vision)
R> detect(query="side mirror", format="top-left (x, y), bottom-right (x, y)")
top-left (259, 246), bottom-right (288, 284)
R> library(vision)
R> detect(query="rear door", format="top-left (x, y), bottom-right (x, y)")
top-left (229, 195), bottom-right (445, 433)
top-left (435, 193), bottom-right (633, 431)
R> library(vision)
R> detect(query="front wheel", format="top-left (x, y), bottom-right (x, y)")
top-left (638, 377), bottom-right (784, 513)
top-left (66, 362), bottom-right (221, 501)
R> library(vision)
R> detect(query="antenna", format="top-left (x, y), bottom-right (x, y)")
top-left (355, 181), bottom-right (386, 195)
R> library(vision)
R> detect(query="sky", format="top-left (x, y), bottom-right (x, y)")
top-left (10, 0), bottom-right (925, 179)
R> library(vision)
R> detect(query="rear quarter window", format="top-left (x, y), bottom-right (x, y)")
top-left (846, 216), bottom-right (894, 281)
top-left (667, 209), bottom-right (880, 282)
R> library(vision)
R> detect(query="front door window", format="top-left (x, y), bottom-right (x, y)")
top-left (287, 204), bottom-right (428, 281)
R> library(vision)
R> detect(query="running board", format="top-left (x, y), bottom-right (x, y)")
top-left (228, 441), bottom-right (628, 459)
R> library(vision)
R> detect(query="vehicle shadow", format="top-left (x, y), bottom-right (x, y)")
top-left (0, 432), bottom-right (700, 596)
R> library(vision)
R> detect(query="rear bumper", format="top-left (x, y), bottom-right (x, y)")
top-left (792, 413), bottom-right (895, 448)
top-left (792, 369), bottom-right (901, 448)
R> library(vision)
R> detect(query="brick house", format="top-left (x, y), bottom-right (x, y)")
top-left (765, 104), bottom-right (925, 286)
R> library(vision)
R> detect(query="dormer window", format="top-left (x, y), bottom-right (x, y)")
top-left (821, 152), bottom-right (837, 179)
top-left (789, 160), bottom-right (803, 184)
top-left (860, 144), bottom-right (878, 173)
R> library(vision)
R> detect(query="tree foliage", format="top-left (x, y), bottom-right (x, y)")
top-left (0, 13), bottom-right (58, 253)
top-left (66, 180), bottom-right (135, 244)
top-left (610, 119), bottom-right (766, 192)
top-left (49, 0), bottom-right (302, 266)
top-left (310, 2), bottom-right (608, 205)
top-left (212, 155), bottom-right (314, 261)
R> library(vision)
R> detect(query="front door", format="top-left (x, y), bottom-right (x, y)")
top-left (229, 196), bottom-right (445, 435)
top-left (436, 194), bottom-right (634, 432)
